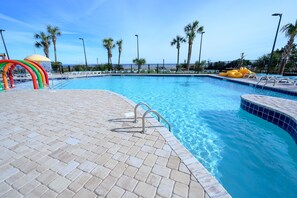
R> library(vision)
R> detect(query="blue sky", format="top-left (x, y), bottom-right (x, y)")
top-left (0, 0), bottom-right (296, 65)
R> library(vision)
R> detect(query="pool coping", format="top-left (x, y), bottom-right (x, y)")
top-left (106, 90), bottom-right (231, 197)
top-left (210, 75), bottom-right (297, 96)
top-left (12, 73), bottom-right (297, 97)
top-left (240, 94), bottom-right (297, 144)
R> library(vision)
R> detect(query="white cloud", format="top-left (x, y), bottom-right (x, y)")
top-left (0, 13), bottom-right (42, 31)
top-left (85, 0), bottom-right (108, 16)
top-left (62, 31), bottom-right (79, 35)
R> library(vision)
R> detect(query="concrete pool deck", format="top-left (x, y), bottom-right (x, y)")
top-left (0, 90), bottom-right (230, 197)
top-left (211, 75), bottom-right (297, 94)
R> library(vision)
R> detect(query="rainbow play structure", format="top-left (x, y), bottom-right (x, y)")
top-left (218, 67), bottom-right (254, 78)
top-left (0, 59), bottom-right (49, 91)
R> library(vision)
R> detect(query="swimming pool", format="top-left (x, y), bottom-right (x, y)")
top-left (55, 76), bottom-right (297, 198)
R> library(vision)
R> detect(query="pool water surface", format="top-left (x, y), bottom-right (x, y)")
top-left (56, 76), bottom-right (297, 198)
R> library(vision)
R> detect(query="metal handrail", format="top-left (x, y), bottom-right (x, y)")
top-left (142, 109), bottom-right (171, 133)
top-left (257, 76), bottom-right (275, 87)
top-left (257, 76), bottom-right (268, 85)
top-left (134, 102), bottom-right (152, 123)
top-left (260, 76), bottom-right (279, 86)
top-left (265, 78), bottom-right (276, 86)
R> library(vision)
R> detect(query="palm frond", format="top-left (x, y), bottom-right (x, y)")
top-left (116, 39), bottom-right (123, 46)
top-left (281, 20), bottom-right (297, 38)
top-left (34, 33), bottom-right (41, 39)
top-left (171, 40), bottom-right (176, 46)
top-left (35, 42), bottom-right (42, 48)
top-left (184, 24), bottom-right (191, 33)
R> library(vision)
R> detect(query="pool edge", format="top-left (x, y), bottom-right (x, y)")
top-left (240, 94), bottom-right (297, 144)
top-left (106, 90), bottom-right (231, 198)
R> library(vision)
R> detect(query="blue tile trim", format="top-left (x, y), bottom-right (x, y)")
top-left (241, 98), bottom-right (297, 144)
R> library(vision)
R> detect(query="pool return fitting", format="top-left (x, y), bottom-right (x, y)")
top-left (134, 102), bottom-right (171, 133)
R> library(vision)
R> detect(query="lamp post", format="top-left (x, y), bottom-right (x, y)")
top-left (267, 13), bottom-right (282, 74)
top-left (79, 38), bottom-right (88, 70)
top-left (135, 34), bottom-right (140, 73)
top-left (135, 34), bottom-right (139, 60)
top-left (198, 31), bottom-right (205, 73)
top-left (0, 29), bottom-right (10, 59)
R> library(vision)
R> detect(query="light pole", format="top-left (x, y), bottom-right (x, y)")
top-left (198, 31), bottom-right (205, 73)
top-left (267, 13), bottom-right (282, 74)
top-left (79, 38), bottom-right (88, 70)
top-left (135, 34), bottom-right (139, 60)
top-left (135, 34), bottom-right (140, 73)
top-left (0, 29), bottom-right (10, 59)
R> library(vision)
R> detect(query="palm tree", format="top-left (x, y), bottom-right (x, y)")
top-left (184, 20), bottom-right (204, 70)
top-left (103, 38), bottom-right (115, 66)
top-left (133, 58), bottom-right (146, 73)
top-left (279, 20), bottom-right (297, 75)
top-left (47, 25), bottom-right (61, 63)
top-left (116, 39), bottom-right (123, 66)
top-left (171, 35), bottom-right (186, 71)
top-left (34, 32), bottom-right (51, 58)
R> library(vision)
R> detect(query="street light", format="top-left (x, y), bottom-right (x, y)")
top-left (79, 38), bottom-right (88, 70)
top-left (135, 34), bottom-right (139, 60)
top-left (135, 34), bottom-right (140, 73)
top-left (0, 29), bottom-right (10, 59)
top-left (267, 13), bottom-right (282, 74)
top-left (198, 31), bottom-right (205, 72)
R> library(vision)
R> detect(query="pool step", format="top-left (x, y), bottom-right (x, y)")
top-left (51, 79), bottom-right (70, 89)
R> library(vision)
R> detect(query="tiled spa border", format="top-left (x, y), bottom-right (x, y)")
top-left (107, 90), bottom-right (231, 197)
top-left (240, 94), bottom-right (297, 144)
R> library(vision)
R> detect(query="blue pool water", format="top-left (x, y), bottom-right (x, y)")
top-left (56, 76), bottom-right (297, 198)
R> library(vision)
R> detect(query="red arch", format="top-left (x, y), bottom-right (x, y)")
top-left (25, 60), bottom-right (49, 85)
top-left (8, 63), bottom-right (17, 88)
top-left (0, 60), bottom-right (38, 90)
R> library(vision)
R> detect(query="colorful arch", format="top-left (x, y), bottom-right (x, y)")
top-left (18, 60), bottom-right (44, 88)
top-left (7, 61), bottom-right (49, 88)
top-left (25, 60), bottom-right (49, 85)
top-left (0, 60), bottom-right (48, 90)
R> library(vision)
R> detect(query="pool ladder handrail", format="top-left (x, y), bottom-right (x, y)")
top-left (134, 102), bottom-right (152, 123)
top-left (142, 109), bottom-right (171, 133)
top-left (134, 102), bottom-right (171, 133)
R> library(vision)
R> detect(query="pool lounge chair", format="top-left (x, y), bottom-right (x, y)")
top-left (254, 75), bottom-right (296, 86)
top-left (252, 75), bottom-right (280, 86)
top-left (272, 77), bottom-right (297, 86)
top-left (243, 73), bottom-right (257, 79)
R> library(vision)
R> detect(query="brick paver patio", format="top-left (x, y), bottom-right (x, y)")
top-left (0, 90), bottom-right (229, 197)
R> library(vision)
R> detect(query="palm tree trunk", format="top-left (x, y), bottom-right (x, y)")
top-left (177, 47), bottom-right (180, 71)
top-left (53, 40), bottom-right (57, 62)
top-left (109, 56), bottom-right (112, 66)
top-left (44, 47), bottom-right (49, 58)
top-left (53, 40), bottom-right (61, 73)
top-left (279, 37), bottom-right (294, 75)
top-left (118, 51), bottom-right (121, 66)
top-left (187, 42), bottom-right (192, 71)
top-left (279, 59), bottom-right (287, 75)
top-left (108, 50), bottom-right (112, 70)
top-left (107, 50), bottom-right (110, 65)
